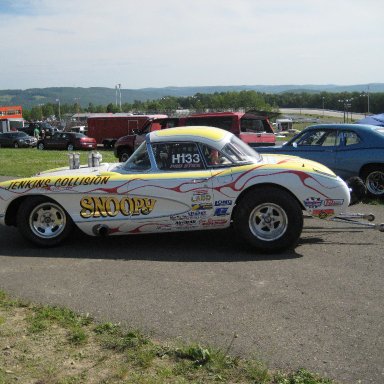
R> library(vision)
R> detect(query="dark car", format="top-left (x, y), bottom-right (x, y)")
top-left (0, 131), bottom-right (37, 148)
top-left (20, 122), bottom-right (59, 137)
top-left (256, 124), bottom-right (384, 197)
top-left (37, 132), bottom-right (97, 151)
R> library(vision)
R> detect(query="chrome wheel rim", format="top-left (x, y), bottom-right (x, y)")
top-left (249, 203), bottom-right (288, 241)
top-left (29, 202), bottom-right (67, 239)
top-left (366, 171), bottom-right (384, 196)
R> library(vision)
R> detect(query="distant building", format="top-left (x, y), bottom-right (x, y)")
top-left (0, 105), bottom-right (24, 132)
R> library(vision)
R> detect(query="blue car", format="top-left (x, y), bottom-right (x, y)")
top-left (256, 124), bottom-right (384, 197)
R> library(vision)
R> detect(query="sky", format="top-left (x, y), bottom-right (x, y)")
top-left (0, 0), bottom-right (383, 90)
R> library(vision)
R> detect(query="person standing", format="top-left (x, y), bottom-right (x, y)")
top-left (34, 126), bottom-right (40, 140)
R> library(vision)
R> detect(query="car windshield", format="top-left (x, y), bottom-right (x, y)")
top-left (121, 142), bottom-right (151, 171)
top-left (222, 135), bottom-right (262, 163)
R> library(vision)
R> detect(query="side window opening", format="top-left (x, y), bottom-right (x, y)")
top-left (152, 142), bottom-right (204, 171)
top-left (343, 131), bottom-right (361, 146)
top-left (200, 144), bottom-right (232, 167)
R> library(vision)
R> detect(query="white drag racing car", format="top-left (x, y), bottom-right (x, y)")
top-left (0, 126), bottom-right (382, 252)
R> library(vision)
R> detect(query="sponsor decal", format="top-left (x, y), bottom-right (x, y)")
top-left (191, 192), bottom-right (211, 203)
top-left (201, 218), bottom-right (228, 226)
top-left (80, 196), bottom-right (156, 218)
top-left (175, 220), bottom-right (197, 226)
top-left (191, 203), bottom-right (213, 211)
top-left (324, 199), bottom-right (344, 206)
top-left (214, 200), bottom-right (233, 206)
top-left (303, 197), bottom-right (323, 208)
top-left (214, 207), bottom-right (229, 216)
top-left (312, 209), bottom-right (335, 219)
top-left (6, 176), bottom-right (110, 191)
top-left (171, 211), bottom-right (207, 221)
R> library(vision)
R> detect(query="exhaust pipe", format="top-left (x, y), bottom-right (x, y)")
top-left (92, 224), bottom-right (110, 236)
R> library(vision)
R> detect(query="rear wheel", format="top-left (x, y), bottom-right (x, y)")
top-left (14, 142), bottom-right (19, 148)
top-left (17, 196), bottom-right (73, 247)
top-left (37, 142), bottom-right (45, 150)
top-left (233, 188), bottom-right (303, 253)
top-left (67, 143), bottom-right (74, 151)
top-left (363, 166), bottom-right (384, 197)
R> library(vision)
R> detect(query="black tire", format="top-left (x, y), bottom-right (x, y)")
top-left (17, 196), bottom-right (73, 247)
top-left (233, 188), bottom-right (303, 253)
top-left (118, 148), bottom-right (132, 162)
top-left (14, 142), bottom-right (19, 148)
top-left (37, 142), bottom-right (45, 150)
top-left (346, 176), bottom-right (367, 205)
top-left (362, 166), bottom-right (384, 197)
top-left (67, 143), bottom-right (74, 151)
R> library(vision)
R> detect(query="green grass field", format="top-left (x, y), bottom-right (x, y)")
top-left (0, 148), bottom-right (118, 178)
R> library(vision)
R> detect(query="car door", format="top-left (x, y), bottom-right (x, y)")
top-left (332, 129), bottom-right (363, 179)
top-left (288, 128), bottom-right (339, 169)
top-left (149, 141), bottom-right (216, 229)
top-left (45, 132), bottom-right (61, 149)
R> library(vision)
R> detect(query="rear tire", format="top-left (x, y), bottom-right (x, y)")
top-left (233, 188), bottom-right (303, 253)
top-left (363, 166), bottom-right (384, 197)
top-left (67, 143), bottom-right (74, 151)
top-left (17, 196), bottom-right (73, 247)
top-left (37, 142), bottom-right (45, 150)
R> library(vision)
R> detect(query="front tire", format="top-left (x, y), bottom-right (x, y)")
top-left (37, 142), bottom-right (45, 150)
top-left (17, 197), bottom-right (73, 247)
top-left (67, 143), bottom-right (74, 151)
top-left (118, 148), bottom-right (132, 162)
top-left (233, 188), bottom-right (303, 253)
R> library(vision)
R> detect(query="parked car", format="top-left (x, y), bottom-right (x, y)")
top-left (1, 126), bottom-right (381, 251)
top-left (0, 131), bottom-right (37, 148)
top-left (37, 132), bottom-right (97, 150)
top-left (256, 124), bottom-right (384, 197)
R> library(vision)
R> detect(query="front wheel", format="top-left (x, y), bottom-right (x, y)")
top-left (118, 149), bottom-right (132, 162)
top-left (17, 197), bottom-right (73, 247)
top-left (67, 143), bottom-right (74, 151)
top-left (37, 142), bottom-right (45, 150)
top-left (233, 188), bottom-right (303, 253)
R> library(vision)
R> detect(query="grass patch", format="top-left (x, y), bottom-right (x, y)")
top-left (0, 290), bottom-right (338, 383)
top-left (0, 148), bottom-right (118, 178)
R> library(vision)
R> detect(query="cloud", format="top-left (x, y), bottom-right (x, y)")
top-left (1, 0), bottom-right (383, 89)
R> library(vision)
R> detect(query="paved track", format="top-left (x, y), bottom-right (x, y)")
top-left (0, 203), bottom-right (383, 383)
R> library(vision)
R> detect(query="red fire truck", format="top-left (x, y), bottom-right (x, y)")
top-left (87, 114), bottom-right (167, 148)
